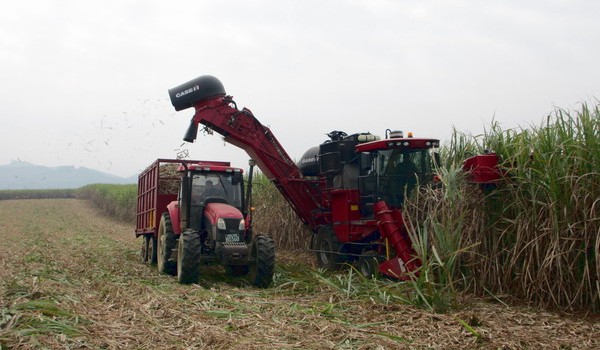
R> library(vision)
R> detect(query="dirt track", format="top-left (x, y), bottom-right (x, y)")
top-left (0, 199), bottom-right (598, 349)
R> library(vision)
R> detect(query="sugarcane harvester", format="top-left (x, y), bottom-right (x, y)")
top-left (168, 75), bottom-right (495, 280)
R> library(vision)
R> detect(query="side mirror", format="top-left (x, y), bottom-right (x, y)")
top-left (180, 171), bottom-right (192, 229)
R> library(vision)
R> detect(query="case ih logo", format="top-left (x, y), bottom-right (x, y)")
top-left (300, 156), bottom-right (317, 164)
top-left (175, 85), bottom-right (200, 98)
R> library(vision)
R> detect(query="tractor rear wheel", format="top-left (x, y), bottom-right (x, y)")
top-left (248, 235), bottom-right (275, 288)
top-left (315, 227), bottom-right (342, 270)
top-left (177, 229), bottom-right (201, 284)
top-left (157, 213), bottom-right (176, 275)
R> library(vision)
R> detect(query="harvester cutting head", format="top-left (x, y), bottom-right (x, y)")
top-left (168, 75), bottom-right (226, 112)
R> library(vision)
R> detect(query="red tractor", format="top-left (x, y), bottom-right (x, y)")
top-left (136, 158), bottom-right (274, 286)
top-left (167, 75), bottom-right (500, 280)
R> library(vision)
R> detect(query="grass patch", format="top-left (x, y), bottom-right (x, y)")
top-left (0, 189), bottom-right (76, 201)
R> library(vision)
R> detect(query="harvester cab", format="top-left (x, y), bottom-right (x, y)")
top-left (359, 132), bottom-right (439, 210)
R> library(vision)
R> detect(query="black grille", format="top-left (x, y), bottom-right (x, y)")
top-left (223, 218), bottom-right (240, 230)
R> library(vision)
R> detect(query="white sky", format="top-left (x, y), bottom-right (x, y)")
top-left (1, 0), bottom-right (598, 177)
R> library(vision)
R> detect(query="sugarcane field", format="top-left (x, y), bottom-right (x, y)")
top-left (1, 101), bottom-right (599, 349)
top-left (2, 3), bottom-right (600, 348)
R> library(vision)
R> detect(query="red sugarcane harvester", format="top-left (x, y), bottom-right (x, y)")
top-left (166, 75), bottom-right (501, 280)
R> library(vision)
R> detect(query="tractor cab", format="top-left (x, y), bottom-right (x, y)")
top-left (177, 162), bottom-right (247, 253)
top-left (189, 172), bottom-right (243, 212)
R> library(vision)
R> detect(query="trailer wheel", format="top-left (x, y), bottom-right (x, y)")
top-left (141, 235), bottom-right (157, 265)
top-left (141, 235), bottom-right (149, 263)
top-left (149, 235), bottom-right (158, 265)
top-left (157, 213), bottom-right (176, 275)
top-left (248, 235), bottom-right (275, 288)
top-left (315, 227), bottom-right (341, 270)
top-left (177, 229), bottom-right (201, 284)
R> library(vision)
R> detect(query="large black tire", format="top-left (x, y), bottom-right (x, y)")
top-left (157, 213), bottom-right (177, 276)
top-left (248, 235), bottom-right (275, 288)
top-left (177, 229), bottom-right (201, 284)
top-left (315, 226), bottom-right (342, 270)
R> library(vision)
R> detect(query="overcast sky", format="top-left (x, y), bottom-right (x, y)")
top-left (1, 0), bottom-right (598, 177)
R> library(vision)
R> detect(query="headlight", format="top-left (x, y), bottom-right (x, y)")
top-left (238, 219), bottom-right (245, 230)
top-left (217, 218), bottom-right (226, 230)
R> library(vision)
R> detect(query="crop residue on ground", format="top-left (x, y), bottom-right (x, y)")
top-left (0, 199), bottom-right (598, 349)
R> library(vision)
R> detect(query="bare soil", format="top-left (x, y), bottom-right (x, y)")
top-left (0, 199), bottom-right (598, 349)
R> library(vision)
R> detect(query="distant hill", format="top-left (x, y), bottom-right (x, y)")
top-left (0, 161), bottom-right (137, 189)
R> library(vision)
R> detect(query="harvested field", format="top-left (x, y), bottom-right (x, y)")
top-left (0, 199), bottom-right (598, 349)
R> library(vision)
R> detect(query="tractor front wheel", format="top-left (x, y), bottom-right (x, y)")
top-left (177, 229), bottom-right (201, 284)
top-left (157, 213), bottom-right (176, 275)
top-left (248, 235), bottom-right (275, 288)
